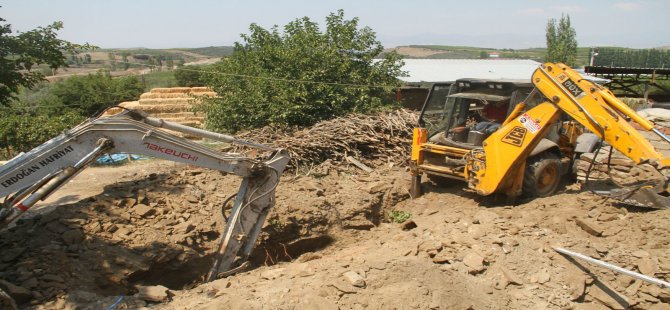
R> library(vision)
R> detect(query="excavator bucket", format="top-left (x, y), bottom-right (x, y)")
top-left (594, 182), bottom-right (670, 209)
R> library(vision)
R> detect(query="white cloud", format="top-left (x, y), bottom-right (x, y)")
top-left (518, 8), bottom-right (547, 15)
top-left (550, 5), bottom-right (586, 13)
top-left (613, 2), bottom-right (641, 10)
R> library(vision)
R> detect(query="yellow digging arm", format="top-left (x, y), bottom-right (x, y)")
top-left (468, 62), bottom-right (670, 200)
top-left (533, 63), bottom-right (670, 168)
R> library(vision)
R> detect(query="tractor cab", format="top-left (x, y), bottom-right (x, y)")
top-left (419, 79), bottom-right (540, 149)
top-left (410, 78), bottom-right (546, 192)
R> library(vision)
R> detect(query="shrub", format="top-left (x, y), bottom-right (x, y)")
top-left (197, 10), bottom-right (405, 133)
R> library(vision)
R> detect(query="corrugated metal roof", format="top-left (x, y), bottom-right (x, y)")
top-left (399, 59), bottom-right (541, 82)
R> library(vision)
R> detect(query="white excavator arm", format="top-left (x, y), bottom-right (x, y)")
top-left (0, 109), bottom-right (290, 281)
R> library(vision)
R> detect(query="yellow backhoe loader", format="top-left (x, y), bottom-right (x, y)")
top-left (410, 62), bottom-right (670, 208)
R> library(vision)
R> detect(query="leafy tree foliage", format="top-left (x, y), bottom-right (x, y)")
top-left (0, 110), bottom-right (83, 158)
top-left (199, 10), bottom-right (405, 132)
top-left (0, 17), bottom-right (88, 106)
top-left (0, 73), bottom-right (143, 158)
top-left (545, 14), bottom-right (577, 66)
top-left (50, 72), bottom-right (144, 116)
top-left (175, 65), bottom-right (209, 87)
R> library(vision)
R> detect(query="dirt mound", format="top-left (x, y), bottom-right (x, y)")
top-left (2, 160), bottom-right (670, 309)
top-left (1, 107), bottom-right (670, 309)
top-left (159, 179), bottom-right (670, 310)
top-left (0, 159), bottom-right (410, 308)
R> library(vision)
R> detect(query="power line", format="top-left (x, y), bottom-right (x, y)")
top-left (104, 59), bottom-right (401, 89)
top-left (1, 102), bottom-right (86, 112)
top-left (3, 57), bottom-right (401, 112)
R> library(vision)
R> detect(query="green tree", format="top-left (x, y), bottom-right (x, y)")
top-left (545, 14), bottom-right (578, 66)
top-left (122, 53), bottom-right (130, 70)
top-left (175, 65), bottom-right (208, 87)
top-left (199, 10), bottom-right (405, 132)
top-left (0, 110), bottom-right (83, 158)
top-left (50, 72), bottom-right (144, 116)
top-left (147, 57), bottom-right (155, 71)
top-left (0, 17), bottom-right (88, 106)
top-left (166, 56), bottom-right (174, 70)
top-left (108, 53), bottom-right (117, 71)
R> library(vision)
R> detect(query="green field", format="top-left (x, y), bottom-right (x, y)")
top-left (138, 70), bottom-right (178, 90)
top-left (177, 46), bottom-right (234, 58)
top-left (403, 45), bottom-right (593, 66)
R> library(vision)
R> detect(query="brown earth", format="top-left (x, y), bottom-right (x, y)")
top-left (0, 157), bottom-right (668, 309)
top-left (1, 109), bottom-right (670, 309)
top-left (385, 46), bottom-right (445, 58)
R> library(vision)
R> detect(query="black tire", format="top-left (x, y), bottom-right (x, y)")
top-left (522, 153), bottom-right (562, 198)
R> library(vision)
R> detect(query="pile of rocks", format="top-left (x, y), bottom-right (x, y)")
top-left (574, 146), bottom-right (664, 186)
top-left (0, 167), bottom-right (228, 307)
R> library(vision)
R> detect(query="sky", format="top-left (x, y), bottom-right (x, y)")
top-left (2, 0), bottom-right (668, 49)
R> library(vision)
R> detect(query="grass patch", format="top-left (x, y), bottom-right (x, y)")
top-left (388, 210), bottom-right (412, 223)
top-left (139, 70), bottom-right (177, 90)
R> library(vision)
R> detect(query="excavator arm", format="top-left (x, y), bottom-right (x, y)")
top-left (533, 63), bottom-right (670, 167)
top-left (0, 109), bottom-right (290, 280)
top-left (467, 62), bottom-right (670, 208)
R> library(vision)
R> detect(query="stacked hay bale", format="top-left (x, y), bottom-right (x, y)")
top-left (107, 87), bottom-right (216, 138)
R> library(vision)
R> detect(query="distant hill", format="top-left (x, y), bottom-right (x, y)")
top-left (54, 44), bottom-right (667, 81)
top-left (96, 46), bottom-right (233, 62)
top-left (384, 45), bottom-right (592, 66)
top-left (48, 46), bottom-right (234, 81)
top-left (177, 46), bottom-right (234, 58)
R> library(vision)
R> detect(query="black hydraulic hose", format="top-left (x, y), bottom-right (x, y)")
top-left (586, 141), bottom-right (662, 198)
top-left (221, 193), bottom-right (237, 221)
top-left (583, 141), bottom-right (603, 185)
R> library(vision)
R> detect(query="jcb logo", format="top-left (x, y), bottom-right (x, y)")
top-left (502, 126), bottom-right (527, 147)
top-left (561, 79), bottom-right (584, 98)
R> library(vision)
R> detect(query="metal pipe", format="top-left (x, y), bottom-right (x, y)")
top-left (143, 117), bottom-right (275, 152)
top-left (4, 172), bottom-right (58, 208)
top-left (652, 128), bottom-right (670, 144)
top-left (554, 247), bottom-right (670, 288)
top-left (600, 90), bottom-right (655, 131)
top-left (37, 139), bottom-right (113, 201)
top-left (593, 80), bottom-right (670, 144)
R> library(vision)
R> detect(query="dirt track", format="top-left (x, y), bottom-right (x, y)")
top-left (0, 157), bottom-right (668, 309)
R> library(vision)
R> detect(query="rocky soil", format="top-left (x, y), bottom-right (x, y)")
top-left (0, 159), bottom-right (667, 309)
top-left (1, 109), bottom-right (670, 309)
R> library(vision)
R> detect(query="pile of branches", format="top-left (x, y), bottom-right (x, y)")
top-left (236, 109), bottom-right (419, 171)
